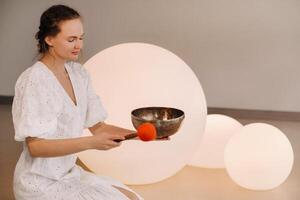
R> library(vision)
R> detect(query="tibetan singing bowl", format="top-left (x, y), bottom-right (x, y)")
top-left (131, 107), bottom-right (185, 139)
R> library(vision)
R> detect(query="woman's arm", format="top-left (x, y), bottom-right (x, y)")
top-left (26, 131), bottom-right (125, 158)
top-left (26, 136), bottom-right (93, 157)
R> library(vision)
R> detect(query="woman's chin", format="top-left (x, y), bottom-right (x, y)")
top-left (67, 55), bottom-right (79, 61)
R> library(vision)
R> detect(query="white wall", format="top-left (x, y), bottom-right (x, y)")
top-left (1, 0), bottom-right (300, 112)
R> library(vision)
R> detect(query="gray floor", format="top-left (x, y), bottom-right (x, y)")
top-left (1, 104), bottom-right (299, 199)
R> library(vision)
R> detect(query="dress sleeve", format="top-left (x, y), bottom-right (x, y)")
top-left (12, 70), bottom-right (58, 142)
top-left (83, 68), bottom-right (108, 129)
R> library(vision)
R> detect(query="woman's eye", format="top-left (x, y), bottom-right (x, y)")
top-left (68, 38), bottom-right (83, 42)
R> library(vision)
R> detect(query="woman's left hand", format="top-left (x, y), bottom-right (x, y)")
top-left (154, 136), bottom-right (170, 141)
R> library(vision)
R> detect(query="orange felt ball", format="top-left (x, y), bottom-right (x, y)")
top-left (137, 123), bottom-right (157, 141)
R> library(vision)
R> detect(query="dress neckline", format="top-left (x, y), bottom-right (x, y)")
top-left (37, 61), bottom-right (78, 108)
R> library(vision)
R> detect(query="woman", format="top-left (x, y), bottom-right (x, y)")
top-left (12, 4), bottom-right (144, 200)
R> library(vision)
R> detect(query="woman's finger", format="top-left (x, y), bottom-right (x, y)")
top-left (155, 136), bottom-right (170, 141)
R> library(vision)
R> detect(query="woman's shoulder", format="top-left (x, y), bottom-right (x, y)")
top-left (15, 62), bottom-right (45, 89)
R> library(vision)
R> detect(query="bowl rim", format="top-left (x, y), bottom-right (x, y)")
top-left (131, 106), bottom-right (185, 122)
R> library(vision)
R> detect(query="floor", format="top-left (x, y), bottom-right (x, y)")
top-left (1, 104), bottom-right (299, 199)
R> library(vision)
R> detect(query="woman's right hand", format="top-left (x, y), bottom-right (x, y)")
top-left (89, 132), bottom-right (125, 151)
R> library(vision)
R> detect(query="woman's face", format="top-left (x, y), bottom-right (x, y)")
top-left (45, 18), bottom-right (84, 61)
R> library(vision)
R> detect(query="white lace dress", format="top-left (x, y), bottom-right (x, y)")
top-left (12, 61), bottom-right (143, 200)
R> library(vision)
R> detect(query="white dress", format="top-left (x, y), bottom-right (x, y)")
top-left (11, 61), bottom-right (144, 200)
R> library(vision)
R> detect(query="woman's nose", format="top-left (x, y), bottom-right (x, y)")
top-left (75, 40), bottom-right (83, 49)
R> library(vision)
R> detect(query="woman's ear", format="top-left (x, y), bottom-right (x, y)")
top-left (44, 36), bottom-right (54, 47)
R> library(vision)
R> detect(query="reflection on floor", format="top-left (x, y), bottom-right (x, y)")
top-left (1, 104), bottom-right (299, 200)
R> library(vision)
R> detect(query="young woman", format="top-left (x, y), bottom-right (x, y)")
top-left (11, 4), bottom-right (144, 200)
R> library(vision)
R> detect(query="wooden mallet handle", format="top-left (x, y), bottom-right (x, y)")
top-left (114, 133), bottom-right (138, 142)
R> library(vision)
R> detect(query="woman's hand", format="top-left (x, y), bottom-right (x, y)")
top-left (89, 132), bottom-right (125, 150)
top-left (154, 136), bottom-right (170, 141)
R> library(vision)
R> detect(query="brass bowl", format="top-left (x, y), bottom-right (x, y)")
top-left (131, 107), bottom-right (185, 139)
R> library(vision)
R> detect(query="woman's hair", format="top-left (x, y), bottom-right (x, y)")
top-left (35, 5), bottom-right (81, 54)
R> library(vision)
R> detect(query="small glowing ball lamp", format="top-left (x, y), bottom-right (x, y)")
top-left (189, 114), bottom-right (243, 168)
top-left (224, 123), bottom-right (294, 190)
top-left (77, 43), bottom-right (207, 185)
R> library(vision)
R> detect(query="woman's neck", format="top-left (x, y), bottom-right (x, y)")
top-left (39, 53), bottom-right (67, 74)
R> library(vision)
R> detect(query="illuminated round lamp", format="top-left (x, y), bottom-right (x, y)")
top-left (188, 114), bottom-right (243, 168)
top-left (77, 43), bottom-right (207, 185)
top-left (224, 123), bottom-right (294, 190)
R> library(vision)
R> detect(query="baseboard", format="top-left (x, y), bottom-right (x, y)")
top-left (1, 95), bottom-right (300, 121)
top-left (0, 95), bottom-right (13, 105)
top-left (208, 107), bottom-right (300, 121)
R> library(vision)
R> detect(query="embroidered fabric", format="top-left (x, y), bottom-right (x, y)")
top-left (11, 61), bottom-right (143, 200)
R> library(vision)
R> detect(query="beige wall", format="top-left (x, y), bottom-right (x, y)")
top-left (1, 0), bottom-right (300, 112)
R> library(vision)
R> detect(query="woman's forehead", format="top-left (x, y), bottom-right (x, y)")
top-left (58, 19), bottom-right (84, 37)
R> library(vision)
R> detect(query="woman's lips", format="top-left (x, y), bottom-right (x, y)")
top-left (72, 51), bottom-right (79, 55)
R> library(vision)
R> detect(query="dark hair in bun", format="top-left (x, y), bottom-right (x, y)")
top-left (35, 5), bottom-right (81, 54)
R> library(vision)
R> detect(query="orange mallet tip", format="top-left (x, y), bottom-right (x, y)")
top-left (137, 123), bottom-right (157, 141)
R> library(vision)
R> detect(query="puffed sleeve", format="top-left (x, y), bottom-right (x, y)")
top-left (12, 69), bottom-right (58, 142)
top-left (83, 68), bottom-right (108, 129)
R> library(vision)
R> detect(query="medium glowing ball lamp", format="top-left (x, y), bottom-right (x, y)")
top-left (77, 43), bottom-right (207, 185)
top-left (224, 123), bottom-right (294, 190)
top-left (189, 114), bottom-right (243, 168)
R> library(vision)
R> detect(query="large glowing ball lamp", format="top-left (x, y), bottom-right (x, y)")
top-left (76, 43), bottom-right (207, 185)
